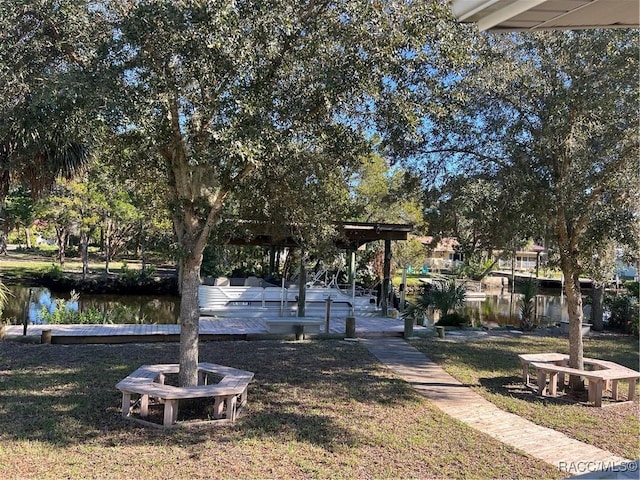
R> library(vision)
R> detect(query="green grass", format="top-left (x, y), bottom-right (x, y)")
top-left (0, 249), bottom-right (151, 281)
top-left (0, 339), bottom-right (561, 479)
top-left (411, 334), bottom-right (640, 459)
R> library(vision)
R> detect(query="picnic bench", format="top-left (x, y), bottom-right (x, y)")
top-left (518, 353), bottom-right (639, 407)
top-left (116, 363), bottom-right (254, 427)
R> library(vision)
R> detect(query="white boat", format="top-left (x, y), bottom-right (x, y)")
top-left (198, 278), bottom-right (379, 319)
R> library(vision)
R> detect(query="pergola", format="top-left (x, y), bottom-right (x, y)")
top-left (451, 0), bottom-right (639, 31)
top-left (222, 221), bottom-right (413, 315)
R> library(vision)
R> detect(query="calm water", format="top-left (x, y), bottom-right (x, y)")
top-left (406, 290), bottom-right (570, 328)
top-left (2, 285), bottom-right (180, 325)
top-left (2, 284), bottom-right (569, 327)
top-left (462, 291), bottom-right (569, 327)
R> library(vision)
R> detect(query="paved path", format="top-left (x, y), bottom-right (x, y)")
top-left (361, 337), bottom-right (635, 478)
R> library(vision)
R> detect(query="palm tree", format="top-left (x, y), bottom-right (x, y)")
top-left (1, 130), bottom-right (88, 211)
top-left (518, 277), bottom-right (538, 331)
top-left (431, 279), bottom-right (467, 317)
top-left (402, 285), bottom-right (434, 326)
top-left (403, 278), bottom-right (467, 325)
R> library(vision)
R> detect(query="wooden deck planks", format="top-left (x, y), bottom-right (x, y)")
top-left (4, 315), bottom-right (426, 339)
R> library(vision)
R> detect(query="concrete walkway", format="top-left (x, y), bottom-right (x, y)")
top-left (361, 337), bottom-right (637, 478)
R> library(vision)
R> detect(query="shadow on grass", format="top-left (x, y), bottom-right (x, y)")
top-left (0, 339), bottom-right (420, 450)
top-left (414, 334), bottom-right (639, 374)
top-left (477, 375), bottom-right (587, 407)
top-left (242, 411), bottom-right (360, 450)
top-left (413, 334), bottom-right (638, 407)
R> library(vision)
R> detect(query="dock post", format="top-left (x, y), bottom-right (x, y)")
top-left (325, 298), bottom-right (332, 333)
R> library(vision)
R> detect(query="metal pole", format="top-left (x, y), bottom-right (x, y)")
top-left (280, 278), bottom-right (285, 316)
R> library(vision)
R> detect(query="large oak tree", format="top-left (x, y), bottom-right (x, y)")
top-left (98, 0), bottom-right (471, 386)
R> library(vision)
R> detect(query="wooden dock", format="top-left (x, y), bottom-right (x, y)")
top-left (3, 315), bottom-right (422, 343)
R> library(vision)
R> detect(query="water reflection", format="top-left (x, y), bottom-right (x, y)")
top-left (406, 290), bottom-right (569, 328)
top-left (2, 285), bottom-right (180, 325)
top-left (464, 292), bottom-right (569, 327)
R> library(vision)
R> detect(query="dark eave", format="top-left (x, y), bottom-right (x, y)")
top-left (222, 221), bottom-right (412, 249)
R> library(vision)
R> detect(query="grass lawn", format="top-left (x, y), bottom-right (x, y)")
top-left (411, 334), bottom-right (640, 460)
top-left (0, 249), bottom-right (149, 279)
top-left (0, 339), bottom-right (561, 479)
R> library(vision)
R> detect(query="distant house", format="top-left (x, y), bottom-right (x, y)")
top-left (497, 244), bottom-right (546, 272)
top-left (416, 236), bottom-right (546, 273)
top-left (415, 236), bottom-right (463, 272)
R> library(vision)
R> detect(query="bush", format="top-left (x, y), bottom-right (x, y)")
top-left (118, 262), bottom-right (157, 284)
top-left (605, 294), bottom-right (638, 334)
top-left (39, 304), bottom-right (105, 325)
top-left (103, 305), bottom-right (147, 324)
top-left (623, 280), bottom-right (639, 299)
top-left (436, 312), bottom-right (469, 327)
top-left (46, 263), bottom-right (64, 278)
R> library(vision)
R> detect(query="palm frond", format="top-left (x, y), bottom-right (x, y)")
top-left (0, 281), bottom-right (12, 315)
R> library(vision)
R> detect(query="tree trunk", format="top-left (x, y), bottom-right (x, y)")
top-left (25, 227), bottom-right (32, 249)
top-left (105, 220), bottom-right (111, 275)
top-left (56, 227), bottom-right (67, 266)
top-left (561, 258), bottom-right (584, 390)
top-left (141, 234), bottom-right (147, 272)
top-left (81, 230), bottom-right (89, 280)
top-left (591, 282), bottom-right (604, 331)
top-left (178, 257), bottom-right (202, 387)
top-left (381, 238), bottom-right (391, 316)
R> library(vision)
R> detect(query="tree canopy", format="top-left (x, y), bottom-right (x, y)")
top-left (422, 29), bottom-right (639, 372)
top-left (93, 0), bottom-right (472, 385)
top-left (0, 1), bottom-right (109, 209)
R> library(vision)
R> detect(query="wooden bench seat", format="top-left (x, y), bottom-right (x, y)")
top-left (116, 363), bottom-right (254, 427)
top-left (518, 353), bottom-right (568, 384)
top-left (529, 361), bottom-right (639, 407)
top-left (264, 318), bottom-right (324, 335)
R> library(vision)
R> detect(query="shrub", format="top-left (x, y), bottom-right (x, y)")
top-left (436, 312), bottom-right (469, 327)
top-left (46, 263), bottom-right (64, 278)
top-left (605, 294), bottom-right (638, 333)
top-left (0, 281), bottom-right (11, 320)
top-left (403, 279), bottom-right (467, 325)
top-left (103, 305), bottom-right (147, 324)
top-left (119, 262), bottom-right (157, 283)
top-left (431, 279), bottom-right (466, 315)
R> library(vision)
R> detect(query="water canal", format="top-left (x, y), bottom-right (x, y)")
top-left (2, 285), bottom-right (180, 325)
top-left (1, 284), bottom-right (569, 328)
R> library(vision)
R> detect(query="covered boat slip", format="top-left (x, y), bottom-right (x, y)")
top-left (219, 221), bottom-right (413, 317)
top-left (198, 283), bottom-right (379, 319)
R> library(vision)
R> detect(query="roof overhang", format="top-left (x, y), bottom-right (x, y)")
top-left (451, 0), bottom-right (639, 32)
top-left (223, 221), bottom-right (413, 249)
